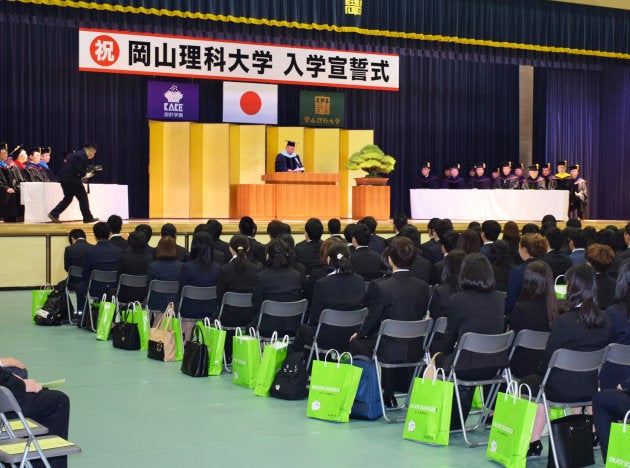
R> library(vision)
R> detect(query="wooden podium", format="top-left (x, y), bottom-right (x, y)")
top-left (233, 173), bottom-right (340, 219)
top-left (352, 185), bottom-right (390, 220)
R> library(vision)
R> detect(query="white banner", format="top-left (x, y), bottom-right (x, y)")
top-left (79, 28), bottom-right (399, 91)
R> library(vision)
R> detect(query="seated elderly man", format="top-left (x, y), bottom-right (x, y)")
top-left (0, 356), bottom-right (70, 468)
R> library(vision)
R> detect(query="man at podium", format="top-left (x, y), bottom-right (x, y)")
top-left (275, 140), bottom-right (304, 172)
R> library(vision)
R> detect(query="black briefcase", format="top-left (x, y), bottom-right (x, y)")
top-left (547, 414), bottom-right (595, 468)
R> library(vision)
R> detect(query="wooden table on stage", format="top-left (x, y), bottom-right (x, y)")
top-left (232, 173), bottom-right (340, 219)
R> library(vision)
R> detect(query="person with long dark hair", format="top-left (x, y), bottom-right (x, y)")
top-left (509, 260), bottom-right (558, 378)
top-left (455, 229), bottom-right (481, 255)
top-left (600, 258), bottom-right (630, 390)
top-left (293, 242), bottom-right (365, 354)
top-left (521, 264), bottom-right (612, 457)
top-left (251, 238), bottom-right (304, 337)
top-left (146, 236), bottom-right (183, 321)
top-left (428, 249), bottom-right (466, 320)
top-left (178, 231), bottom-right (221, 340)
top-left (429, 253), bottom-right (507, 380)
top-left (586, 243), bottom-right (617, 310)
top-left (488, 239), bottom-right (516, 292)
top-left (217, 234), bottom-right (262, 327)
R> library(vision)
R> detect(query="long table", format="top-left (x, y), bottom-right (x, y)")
top-left (21, 182), bottom-right (129, 223)
top-left (410, 189), bottom-right (570, 221)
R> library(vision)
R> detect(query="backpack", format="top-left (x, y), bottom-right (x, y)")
top-left (350, 355), bottom-right (383, 420)
top-left (269, 352), bottom-right (308, 400)
top-left (34, 287), bottom-right (67, 326)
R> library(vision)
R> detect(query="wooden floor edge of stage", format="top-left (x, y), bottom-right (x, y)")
top-left (1, 218), bottom-right (628, 237)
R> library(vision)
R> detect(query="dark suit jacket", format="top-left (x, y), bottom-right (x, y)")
top-left (295, 239), bottom-right (323, 276)
top-left (543, 250), bottom-right (573, 279)
top-left (116, 249), bottom-right (153, 302)
top-left (425, 242), bottom-right (444, 264)
top-left (109, 235), bottom-right (128, 250)
top-left (428, 283), bottom-right (457, 320)
top-left (509, 296), bottom-right (550, 378)
top-left (506, 258), bottom-right (537, 315)
top-left (175, 244), bottom-right (188, 263)
top-left (252, 266), bottom-right (304, 335)
top-left (609, 248), bottom-right (630, 279)
top-left (359, 271), bottom-right (430, 360)
top-left (596, 272), bottom-right (617, 310)
top-left (409, 254), bottom-right (432, 284)
top-left (82, 241), bottom-right (123, 297)
top-left (309, 272), bottom-right (366, 326)
top-left (480, 242), bottom-right (493, 258)
top-left (350, 247), bottom-right (386, 281)
top-left (178, 260), bottom-right (221, 318)
top-left (146, 260), bottom-right (183, 311)
top-left (601, 303), bottom-right (630, 389)
top-left (436, 290), bottom-right (507, 373)
top-left (538, 308), bottom-right (611, 401)
top-left (430, 260), bottom-right (444, 285)
top-left (247, 237), bottom-right (266, 265)
top-left (569, 249), bottom-right (586, 265)
top-left (368, 234), bottom-right (387, 254)
top-left (64, 238), bottom-right (92, 271)
top-left (212, 239), bottom-right (230, 265)
top-left (217, 259), bottom-right (262, 326)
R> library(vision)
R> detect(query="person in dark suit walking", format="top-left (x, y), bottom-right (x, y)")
top-left (350, 224), bottom-right (386, 281)
top-left (293, 242), bottom-right (366, 353)
top-left (295, 218), bottom-right (324, 275)
top-left (542, 227), bottom-right (573, 279)
top-left (48, 142), bottom-right (98, 223)
top-left (521, 264), bottom-right (612, 457)
top-left (75, 222), bottom-right (123, 311)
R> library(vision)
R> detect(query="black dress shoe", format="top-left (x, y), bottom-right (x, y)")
top-left (48, 213), bottom-right (61, 223)
top-left (527, 440), bottom-right (543, 457)
top-left (383, 392), bottom-right (398, 408)
top-left (83, 217), bottom-right (99, 223)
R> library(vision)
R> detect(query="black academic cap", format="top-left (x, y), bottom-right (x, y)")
top-left (420, 162), bottom-right (431, 169)
top-left (451, 163), bottom-right (461, 170)
top-left (542, 162), bottom-right (552, 170)
top-left (514, 162), bottom-right (524, 170)
top-left (500, 161), bottom-right (511, 168)
top-left (0, 143), bottom-right (7, 151)
top-left (528, 164), bottom-right (539, 171)
top-left (473, 162), bottom-right (486, 169)
top-left (26, 147), bottom-right (41, 156)
top-left (41, 146), bottom-right (51, 154)
top-left (442, 164), bottom-right (451, 171)
top-left (569, 164), bottom-right (580, 171)
top-left (286, 140), bottom-right (296, 147)
top-left (556, 160), bottom-right (568, 167)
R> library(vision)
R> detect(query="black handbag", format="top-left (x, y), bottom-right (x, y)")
top-left (547, 414), bottom-right (595, 468)
top-left (269, 352), bottom-right (308, 400)
top-left (112, 309), bottom-right (141, 350)
top-left (181, 325), bottom-right (209, 377)
top-left (147, 340), bottom-right (165, 361)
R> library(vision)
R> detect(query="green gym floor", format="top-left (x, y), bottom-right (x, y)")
top-left (1, 291), bottom-right (605, 468)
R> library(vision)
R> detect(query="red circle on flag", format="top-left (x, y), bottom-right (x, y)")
top-left (240, 91), bottom-right (262, 115)
top-left (89, 35), bottom-right (120, 67)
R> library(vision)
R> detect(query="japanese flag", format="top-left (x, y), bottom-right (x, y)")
top-left (223, 82), bottom-right (278, 124)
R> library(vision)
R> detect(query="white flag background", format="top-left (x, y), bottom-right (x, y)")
top-left (223, 82), bottom-right (278, 124)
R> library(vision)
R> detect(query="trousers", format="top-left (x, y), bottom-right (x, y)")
top-left (50, 182), bottom-right (93, 221)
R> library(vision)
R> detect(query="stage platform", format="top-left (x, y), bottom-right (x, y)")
top-left (1, 217), bottom-right (627, 289)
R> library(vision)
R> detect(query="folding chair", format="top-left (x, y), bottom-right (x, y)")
top-left (64, 266), bottom-right (82, 324)
top-left (425, 315), bottom-right (447, 358)
top-left (306, 307), bottom-right (368, 370)
top-left (372, 318), bottom-right (434, 422)
top-left (538, 347), bottom-right (607, 468)
top-left (509, 329), bottom-right (550, 360)
top-left (447, 330), bottom-right (515, 447)
top-left (0, 418), bottom-right (48, 440)
top-left (217, 292), bottom-right (253, 372)
top-left (114, 274), bottom-right (148, 310)
top-left (144, 279), bottom-right (180, 321)
top-left (82, 269), bottom-right (118, 331)
top-left (601, 342), bottom-right (630, 368)
top-left (256, 299), bottom-right (308, 344)
top-left (0, 387), bottom-right (81, 468)
top-left (177, 285), bottom-right (217, 341)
